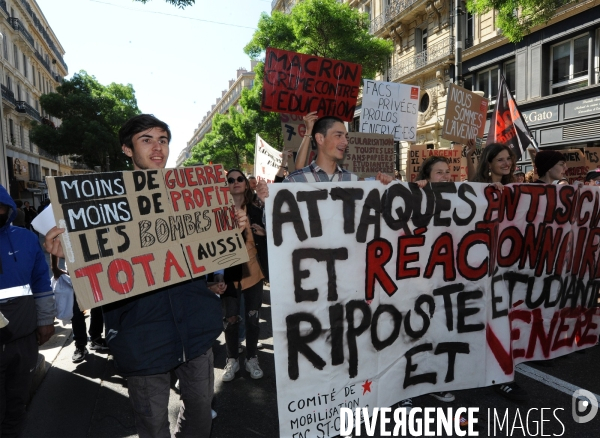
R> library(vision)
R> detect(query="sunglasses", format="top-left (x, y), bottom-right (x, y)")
top-left (227, 176), bottom-right (245, 184)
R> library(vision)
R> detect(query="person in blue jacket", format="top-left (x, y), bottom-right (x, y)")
top-left (0, 184), bottom-right (56, 438)
top-left (44, 114), bottom-right (245, 438)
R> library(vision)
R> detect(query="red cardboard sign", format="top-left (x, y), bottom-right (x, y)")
top-left (261, 47), bottom-right (362, 122)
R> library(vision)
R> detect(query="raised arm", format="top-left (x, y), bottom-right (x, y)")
top-left (294, 111), bottom-right (318, 169)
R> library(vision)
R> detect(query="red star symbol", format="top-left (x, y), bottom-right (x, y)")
top-left (362, 379), bottom-right (372, 395)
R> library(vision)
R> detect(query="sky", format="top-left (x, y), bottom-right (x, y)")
top-left (35, 0), bottom-right (272, 167)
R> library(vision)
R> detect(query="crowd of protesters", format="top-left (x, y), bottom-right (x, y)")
top-left (1, 109), bottom-right (598, 438)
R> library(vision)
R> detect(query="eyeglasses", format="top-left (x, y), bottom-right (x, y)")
top-left (227, 176), bottom-right (245, 184)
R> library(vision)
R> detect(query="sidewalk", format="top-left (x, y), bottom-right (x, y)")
top-left (22, 287), bottom-right (279, 438)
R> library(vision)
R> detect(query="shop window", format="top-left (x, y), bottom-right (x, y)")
top-left (477, 66), bottom-right (499, 101)
top-left (504, 60), bottom-right (516, 95)
top-left (464, 75), bottom-right (473, 91)
top-left (551, 34), bottom-right (589, 94)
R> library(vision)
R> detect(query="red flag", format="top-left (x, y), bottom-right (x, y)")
top-left (485, 75), bottom-right (537, 161)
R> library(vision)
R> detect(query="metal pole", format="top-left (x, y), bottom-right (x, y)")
top-left (0, 33), bottom-right (9, 189)
top-left (454, 1), bottom-right (464, 87)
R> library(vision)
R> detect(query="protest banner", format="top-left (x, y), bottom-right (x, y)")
top-left (406, 144), bottom-right (462, 182)
top-left (262, 48), bottom-right (362, 122)
top-left (442, 84), bottom-right (488, 144)
top-left (360, 79), bottom-right (419, 142)
top-left (265, 181), bottom-right (600, 438)
top-left (254, 134), bottom-right (282, 183)
top-left (47, 165), bottom-right (249, 310)
top-left (340, 133), bottom-right (394, 178)
top-left (585, 147), bottom-right (600, 172)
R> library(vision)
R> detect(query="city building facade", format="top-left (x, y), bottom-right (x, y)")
top-left (177, 62), bottom-right (257, 167)
top-left (0, 0), bottom-right (74, 208)
top-left (272, 0), bottom-right (600, 176)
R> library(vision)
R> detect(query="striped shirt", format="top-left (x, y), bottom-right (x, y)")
top-left (283, 161), bottom-right (358, 183)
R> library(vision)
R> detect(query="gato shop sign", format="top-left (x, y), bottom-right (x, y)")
top-left (521, 105), bottom-right (558, 126)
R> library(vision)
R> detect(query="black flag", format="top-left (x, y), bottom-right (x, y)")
top-left (485, 74), bottom-right (537, 161)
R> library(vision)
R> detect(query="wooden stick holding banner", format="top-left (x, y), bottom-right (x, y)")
top-left (46, 166), bottom-right (249, 310)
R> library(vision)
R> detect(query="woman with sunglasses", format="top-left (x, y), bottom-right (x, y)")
top-left (221, 169), bottom-right (269, 382)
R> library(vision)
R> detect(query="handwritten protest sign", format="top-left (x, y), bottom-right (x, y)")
top-left (340, 133), bottom-right (394, 178)
top-left (406, 144), bottom-right (462, 182)
top-left (561, 149), bottom-right (587, 183)
top-left (47, 166), bottom-right (249, 310)
top-left (265, 181), bottom-right (600, 438)
top-left (280, 113), bottom-right (307, 152)
top-left (254, 135), bottom-right (282, 183)
top-left (442, 84), bottom-right (488, 143)
top-left (360, 79), bottom-right (419, 142)
top-left (262, 48), bottom-right (362, 122)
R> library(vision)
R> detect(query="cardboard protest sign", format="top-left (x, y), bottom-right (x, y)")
top-left (254, 134), bottom-right (282, 183)
top-left (265, 181), bottom-right (600, 438)
top-left (340, 133), bottom-right (394, 178)
top-left (561, 149), bottom-right (587, 183)
top-left (360, 79), bottom-right (419, 142)
top-left (280, 113), bottom-right (308, 152)
top-left (262, 48), bottom-right (362, 122)
top-left (406, 144), bottom-right (462, 182)
top-left (47, 165), bottom-right (249, 310)
top-left (585, 147), bottom-right (600, 174)
top-left (442, 84), bottom-right (488, 143)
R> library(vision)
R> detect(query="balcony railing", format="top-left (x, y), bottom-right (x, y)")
top-left (18, 0), bottom-right (68, 72)
top-left (9, 18), bottom-right (35, 50)
top-left (37, 148), bottom-right (58, 161)
top-left (34, 50), bottom-right (53, 75)
top-left (390, 37), bottom-right (454, 80)
top-left (1, 84), bottom-right (16, 106)
top-left (16, 100), bottom-right (42, 122)
top-left (370, 0), bottom-right (421, 34)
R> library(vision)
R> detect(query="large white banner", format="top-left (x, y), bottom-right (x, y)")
top-left (360, 79), bottom-right (420, 142)
top-left (254, 134), bottom-right (282, 183)
top-left (265, 181), bottom-right (600, 438)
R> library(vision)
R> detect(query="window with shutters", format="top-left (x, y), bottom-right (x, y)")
top-left (477, 66), bottom-right (499, 101)
top-left (13, 44), bottom-right (18, 70)
top-left (550, 34), bottom-right (589, 94)
top-left (504, 60), bottom-right (516, 95)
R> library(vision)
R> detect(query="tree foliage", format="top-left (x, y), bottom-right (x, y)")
top-left (245, 0), bottom-right (393, 80)
top-left (187, 0), bottom-right (393, 168)
top-left (133, 0), bottom-right (195, 7)
top-left (184, 108), bottom-right (254, 169)
top-left (467, 0), bottom-right (574, 43)
top-left (30, 71), bottom-right (140, 171)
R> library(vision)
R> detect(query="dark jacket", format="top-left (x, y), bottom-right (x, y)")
top-left (103, 278), bottom-right (222, 377)
top-left (0, 185), bottom-right (54, 345)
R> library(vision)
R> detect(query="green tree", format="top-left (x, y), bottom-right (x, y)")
top-left (187, 0), bottom-right (393, 167)
top-left (30, 71), bottom-right (140, 171)
top-left (184, 108), bottom-right (254, 169)
top-left (133, 0), bottom-right (195, 7)
top-left (467, 0), bottom-right (574, 43)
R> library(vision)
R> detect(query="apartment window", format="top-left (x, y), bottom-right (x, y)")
top-left (32, 66), bottom-right (36, 86)
top-left (16, 84), bottom-right (21, 101)
top-left (13, 44), bottom-right (18, 69)
top-left (2, 35), bottom-right (7, 60)
top-left (364, 3), bottom-right (371, 20)
top-left (38, 72), bottom-right (41, 89)
top-left (465, 12), bottom-right (474, 48)
top-left (415, 27), bottom-right (428, 53)
top-left (477, 66), bottom-right (499, 100)
top-left (23, 54), bottom-right (27, 77)
top-left (6, 75), bottom-right (11, 91)
top-left (551, 34), bottom-right (589, 94)
top-left (504, 60), bottom-right (516, 95)
top-left (8, 118), bottom-right (14, 143)
top-left (29, 163), bottom-right (40, 181)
